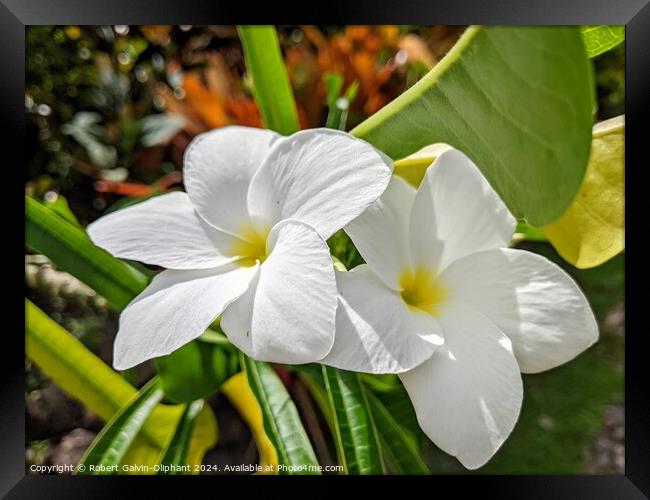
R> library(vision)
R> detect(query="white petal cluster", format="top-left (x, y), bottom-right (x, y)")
top-left (88, 126), bottom-right (392, 369)
top-left (321, 148), bottom-right (599, 469)
top-left (89, 128), bottom-right (598, 470)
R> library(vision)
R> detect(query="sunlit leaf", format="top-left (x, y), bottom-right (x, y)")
top-left (352, 26), bottom-right (594, 226)
top-left (25, 300), bottom-right (218, 474)
top-left (322, 366), bottom-right (384, 474)
top-left (77, 377), bottom-right (164, 474)
top-left (238, 26), bottom-right (300, 135)
top-left (241, 355), bottom-right (320, 474)
top-left (544, 115), bottom-right (624, 269)
top-left (221, 372), bottom-right (279, 473)
top-left (581, 26), bottom-right (625, 58)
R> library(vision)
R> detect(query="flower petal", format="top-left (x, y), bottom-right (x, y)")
top-left (399, 304), bottom-right (523, 470)
top-left (247, 128), bottom-right (393, 240)
top-left (440, 248), bottom-right (599, 373)
top-left (113, 263), bottom-right (258, 370)
top-left (321, 265), bottom-right (443, 374)
top-left (409, 149), bottom-right (516, 272)
top-left (183, 126), bottom-right (281, 238)
top-left (221, 219), bottom-right (337, 363)
top-left (87, 192), bottom-right (239, 269)
top-left (345, 176), bottom-right (415, 289)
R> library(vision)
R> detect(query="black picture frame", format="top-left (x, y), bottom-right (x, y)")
top-left (4, 1), bottom-right (648, 497)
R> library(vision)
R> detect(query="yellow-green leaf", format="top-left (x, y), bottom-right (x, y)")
top-left (221, 371), bottom-right (279, 474)
top-left (544, 115), bottom-right (624, 269)
top-left (25, 299), bottom-right (217, 474)
top-left (392, 143), bottom-right (452, 188)
top-left (581, 26), bottom-right (625, 58)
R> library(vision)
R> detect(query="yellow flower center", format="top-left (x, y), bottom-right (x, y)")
top-left (231, 225), bottom-right (270, 267)
top-left (399, 266), bottom-right (446, 316)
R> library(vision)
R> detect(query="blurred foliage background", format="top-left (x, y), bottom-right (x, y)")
top-left (25, 25), bottom-right (624, 474)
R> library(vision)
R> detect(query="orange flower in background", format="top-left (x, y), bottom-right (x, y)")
top-left (284, 26), bottom-right (463, 127)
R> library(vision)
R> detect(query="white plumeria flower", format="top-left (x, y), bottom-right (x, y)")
top-left (321, 148), bottom-right (598, 469)
top-left (88, 126), bottom-right (392, 370)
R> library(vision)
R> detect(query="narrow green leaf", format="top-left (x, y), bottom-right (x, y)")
top-left (581, 26), bottom-right (625, 58)
top-left (155, 341), bottom-right (237, 403)
top-left (292, 364), bottom-right (334, 430)
top-left (376, 385), bottom-right (423, 443)
top-left (157, 400), bottom-right (204, 474)
top-left (238, 26), bottom-right (299, 135)
top-left (365, 391), bottom-right (429, 474)
top-left (26, 196), bottom-right (148, 310)
top-left (77, 377), bottom-right (164, 474)
top-left (42, 193), bottom-right (82, 228)
top-left (322, 366), bottom-right (384, 474)
top-left (352, 26), bottom-right (594, 226)
top-left (241, 355), bottom-right (320, 474)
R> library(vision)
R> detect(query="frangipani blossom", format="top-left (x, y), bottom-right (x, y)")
top-left (88, 126), bottom-right (392, 370)
top-left (322, 148), bottom-right (598, 469)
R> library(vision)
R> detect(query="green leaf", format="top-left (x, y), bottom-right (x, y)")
top-left (26, 299), bottom-right (218, 473)
top-left (155, 340), bottom-right (238, 403)
top-left (514, 220), bottom-right (549, 243)
top-left (322, 366), bottom-right (384, 474)
top-left (376, 384), bottom-right (423, 442)
top-left (238, 26), bottom-right (299, 135)
top-left (41, 193), bottom-right (81, 228)
top-left (77, 377), bottom-right (164, 474)
top-left (323, 73), bottom-right (359, 130)
top-left (352, 26), bottom-right (594, 226)
top-left (292, 364), bottom-right (334, 430)
top-left (581, 26), bottom-right (625, 58)
top-left (241, 355), bottom-right (320, 474)
top-left (157, 400), bottom-right (204, 474)
top-left (26, 196), bottom-right (148, 310)
top-left (365, 391), bottom-right (429, 474)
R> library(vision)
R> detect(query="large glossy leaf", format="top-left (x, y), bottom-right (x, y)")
top-left (322, 366), bottom-right (384, 474)
top-left (25, 300), bottom-right (218, 473)
top-left (544, 115), bottom-right (624, 268)
top-left (155, 340), bottom-right (238, 403)
top-left (581, 26), bottom-right (625, 58)
top-left (221, 372), bottom-right (278, 473)
top-left (365, 391), bottom-right (429, 474)
top-left (238, 26), bottom-right (299, 135)
top-left (26, 196), bottom-right (148, 310)
top-left (351, 26), bottom-right (594, 226)
top-left (241, 355), bottom-right (320, 474)
top-left (157, 400), bottom-right (205, 474)
top-left (77, 377), bottom-right (164, 474)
